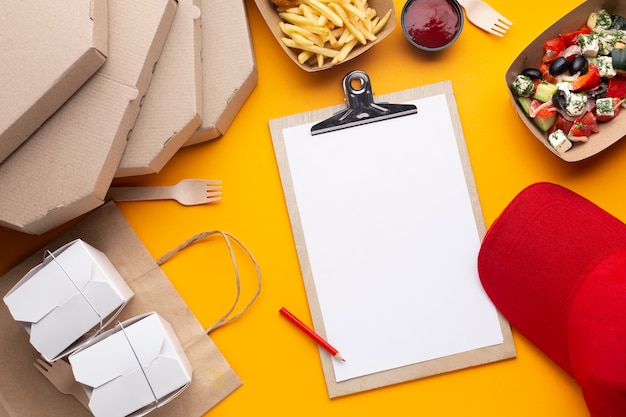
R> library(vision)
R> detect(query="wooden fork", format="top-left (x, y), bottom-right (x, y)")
top-left (457, 0), bottom-right (511, 37)
top-left (107, 179), bottom-right (222, 206)
top-left (33, 357), bottom-right (90, 410)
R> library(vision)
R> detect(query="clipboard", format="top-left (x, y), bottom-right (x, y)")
top-left (270, 71), bottom-right (516, 398)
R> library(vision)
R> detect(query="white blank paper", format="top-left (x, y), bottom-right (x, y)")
top-left (282, 94), bottom-right (504, 383)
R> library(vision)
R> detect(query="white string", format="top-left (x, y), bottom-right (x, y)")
top-left (117, 320), bottom-right (159, 409)
top-left (43, 250), bottom-right (105, 333)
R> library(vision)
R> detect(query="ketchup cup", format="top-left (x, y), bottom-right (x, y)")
top-left (401, 0), bottom-right (464, 51)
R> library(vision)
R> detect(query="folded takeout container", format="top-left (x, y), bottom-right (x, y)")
top-left (0, 0), bottom-right (108, 164)
top-left (3, 239), bottom-right (133, 362)
top-left (253, 0), bottom-right (396, 72)
top-left (69, 312), bottom-right (193, 417)
top-left (505, 0), bottom-right (626, 162)
top-left (0, 0), bottom-right (176, 235)
top-left (186, 0), bottom-right (258, 144)
top-left (115, 0), bottom-right (203, 178)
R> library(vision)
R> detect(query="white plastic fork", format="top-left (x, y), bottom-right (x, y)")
top-left (33, 357), bottom-right (90, 410)
top-left (107, 179), bottom-right (222, 206)
top-left (456, 0), bottom-right (511, 37)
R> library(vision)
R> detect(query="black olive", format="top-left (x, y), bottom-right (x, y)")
top-left (587, 83), bottom-right (608, 98)
top-left (569, 55), bottom-right (588, 75)
top-left (521, 68), bottom-right (543, 79)
top-left (549, 56), bottom-right (570, 76)
top-left (552, 90), bottom-right (568, 110)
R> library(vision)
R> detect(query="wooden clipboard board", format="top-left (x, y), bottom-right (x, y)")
top-left (270, 73), bottom-right (516, 398)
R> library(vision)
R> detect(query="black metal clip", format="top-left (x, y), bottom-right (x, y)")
top-left (310, 70), bottom-right (417, 135)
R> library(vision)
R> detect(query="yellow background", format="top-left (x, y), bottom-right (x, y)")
top-left (1, 0), bottom-right (617, 415)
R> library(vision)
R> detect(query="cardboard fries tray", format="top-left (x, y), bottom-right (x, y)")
top-left (253, 0), bottom-right (396, 72)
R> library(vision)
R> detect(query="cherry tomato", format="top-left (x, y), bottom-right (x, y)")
top-left (607, 75), bottom-right (626, 99)
top-left (569, 112), bottom-right (599, 137)
top-left (549, 114), bottom-right (574, 135)
top-left (543, 37), bottom-right (566, 63)
top-left (560, 25), bottom-right (591, 46)
top-left (539, 62), bottom-right (559, 83)
top-left (570, 63), bottom-right (601, 92)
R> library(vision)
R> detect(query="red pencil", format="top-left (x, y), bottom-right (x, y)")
top-left (279, 307), bottom-right (346, 362)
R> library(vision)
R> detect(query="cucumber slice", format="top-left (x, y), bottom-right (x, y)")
top-left (611, 15), bottom-right (626, 30)
top-left (517, 96), bottom-right (555, 131)
top-left (612, 47), bottom-right (626, 74)
top-left (517, 96), bottom-right (532, 115)
top-left (534, 81), bottom-right (558, 102)
top-left (533, 112), bottom-right (557, 132)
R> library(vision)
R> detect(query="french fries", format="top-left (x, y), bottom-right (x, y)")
top-left (275, 0), bottom-right (392, 68)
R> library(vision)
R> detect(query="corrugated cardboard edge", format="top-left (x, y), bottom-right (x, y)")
top-left (0, 0), bottom-right (177, 235)
top-left (0, 0), bottom-right (108, 163)
top-left (0, 77), bottom-right (138, 235)
top-left (0, 202), bottom-right (242, 417)
top-left (269, 81), bottom-right (516, 398)
top-left (91, 0), bottom-right (109, 55)
top-left (505, 0), bottom-right (626, 162)
top-left (115, 0), bottom-right (203, 178)
top-left (185, 0), bottom-right (258, 145)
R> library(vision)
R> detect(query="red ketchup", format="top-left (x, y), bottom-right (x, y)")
top-left (403, 0), bottom-right (461, 49)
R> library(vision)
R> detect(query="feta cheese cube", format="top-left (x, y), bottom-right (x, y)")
top-left (578, 34), bottom-right (599, 57)
top-left (549, 129), bottom-right (573, 153)
top-left (598, 33), bottom-right (618, 55)
top-left (565, 92), bottom-right (588, 117)
top-left (513, 75), bottom-right (535, 97)
top-left (557, 82), bottom-right (573, 93)
top-left (596, 97), bottom-right (615, 117)
top-left (596, 9), bottom-right (613, 30)
top-left (591, 56), bottom-right (616, 78)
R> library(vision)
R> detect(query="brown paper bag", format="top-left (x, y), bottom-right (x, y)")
top-left (0, 202), bottom-right (247, 417)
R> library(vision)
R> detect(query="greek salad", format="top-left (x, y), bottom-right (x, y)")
top-left (511, 9), bottom-right (626, 154)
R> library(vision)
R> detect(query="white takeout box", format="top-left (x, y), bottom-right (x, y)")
top-left (2, 239), bottom-right (133, 362)
top-left (69, 312), bottom-right (193, 417)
